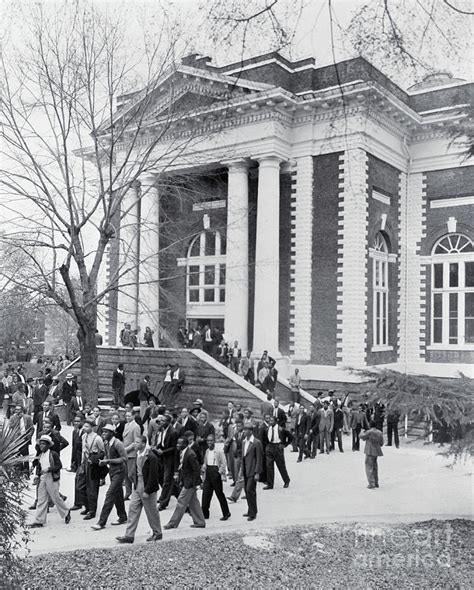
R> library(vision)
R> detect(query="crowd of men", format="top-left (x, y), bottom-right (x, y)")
top-left (4, 361), bottom-right (394, 540)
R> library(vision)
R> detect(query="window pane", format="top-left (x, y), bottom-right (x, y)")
top-left (449, 293), bottom-right (458, 344)
top-left (382, 262), bottom-right (387, 288)
top-left (188, 265), bottom-right (199, 286)
top-left (220, 234), bottom-right (227, 255)
top-left (465, 262), bottom-right (474, 287)
top-left (219, 265), bottom-right (226, 286)
top-left (449, 292), bottom-right (458, 315)
top-left (449, 263), bottom-right (458, 288)
top-left (205, 232), bottom-right (216, 256)
top-left (189, 289), bottom-right (199, 302)
top-left (465, 292), bottom-right (474, 317)
top-left (433, 319), bottom-right (442, 343)
top-left (190, 238), bottom-right (200, 257)
top-left (219, 288), bottom-right (226, 302)
top-left (204, 289), bottom-right (215, 302)
top-left (465, 319), bottom-right (474, 343)
top-left (433, 293), bottom-right (442, 317)
top-left (204, 265), bottom-right (215, 285)
top-left (433, 264), bottom-right (443, 289)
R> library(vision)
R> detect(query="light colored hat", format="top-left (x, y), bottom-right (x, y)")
top-left (66, 373), bottom-right (74, 379)
top-left (101, 424), bottom-right (115, 433)
top-left (193, 399), bottom-right (203, 406)
top-left (39, 435), bottom-right (53, 446)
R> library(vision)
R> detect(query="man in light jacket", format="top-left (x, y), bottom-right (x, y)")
top-left (360, 420), bottom-right (384, 489)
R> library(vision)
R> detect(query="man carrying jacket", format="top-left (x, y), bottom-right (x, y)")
top-left (116, 435), bottom-right (162, 543)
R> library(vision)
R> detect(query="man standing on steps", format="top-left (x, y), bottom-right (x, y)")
top-left (264, 416), bottom-right (291, 490)
top-left (112, 364), bottom-right (126, 408)
top-left (91, 424), bottom-right (128, 530)
top-left (241, 421), bottom-right (263, 522)
top-left (360, 420), bottom-right (384, 489)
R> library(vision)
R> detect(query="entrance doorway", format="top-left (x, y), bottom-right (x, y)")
top-left (186, 318), bottom-right (224, 332)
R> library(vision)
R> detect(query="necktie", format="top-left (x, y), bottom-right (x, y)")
top-left (271, 428), bottom-right (274, 442)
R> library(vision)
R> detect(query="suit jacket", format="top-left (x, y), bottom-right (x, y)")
top-left (112, 420), bottom-right (125, 441)
top-left (196, 422), bottom-right (215, 457)
top-left (360, 428), bottom-right (384, 457)
top-left (61, 381), bottom-right (77, 404)
top-left (33, 385), bottom-right (49, 409)
top-left (171, 368), bottom-right (185, 385)
top-left (9, 414), bottom-right (34, 441)
top-left (179, 447), bottom-right (201, 489)
top-left (105, 437), bottom-right (127, 475)
top-left (309, 410), bottom-right (320, 434)
top-left (138, 379), bottom-right (151, 401)
top-left (35, 429), bottom-right (69, 455)
top-left (271, 407), bottom-right (287, 427)
top-left (242, 437), bottom-right (263, 479)
top-left (202, 448), bottom-right (227, 480)
top-left (267, 424), bottom-right (293, 447)
top-left (33, 449), bottom-right (62, 481)
top-left (92, 416), bottom-right (106, 436)
top-left (318, 408), bottom-right (334, 432)
top-left (69, 396), bottom-right (86, 415)
top-left (11, 392), bottom-right (34, 415)
top-left (177, 416), bottom-right (197, 436)
top-left (255, 421), bottom-right (270, 448)
top-left (34, 410), bottom-right (61, 437)
top-left (141, 448), bottom-right (160, 494)
top-left (112, 369), bottom-right (126, 389)
top-left (155, 426), bottom-right (179, 464)
top-left (71, 427), bottom-right (83, 468)
top-left (350, 410), bottom-right (369, 430)
top-left (333, 408), bottom-right (344, 430)
top-left (294, 413), bottom-right (311, 438)
top-left (123, 420), bottom-right (142, 457)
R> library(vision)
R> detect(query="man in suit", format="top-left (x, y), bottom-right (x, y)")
top-left (195, 411), bottom-right (215, 461)
top-left (260, 393), bottom-right (273, 419)
top-left (61, 374), bottom-right (77, 425)
top-left (387, 408), bottom-right (401, 448)
top-left (308, 404), bottom-right (320, 459)
top-left (34, 400), bottom-right (61, 438)
top-left (271, 398), bottom-right (287, 427)
top-left (76, 420), bottom-right (105, 519)
top-left (254, 414), bottom-right (270, 485)
top-left (331, 401), bottom-right (344, 452)
top-left (9, 404), bottom-right (34, 473)
top-left (177, 407), bottom-right (197, 437)
top-left (32, 378), bottom-right (49, 416)
top-left (360, 420), bottom-right (384, 489)
top-left (201, 434), bottom-right (231, 521)
top-left (294, 406), bottom-right (311, 462)
top-left (48, 377), bottom-right (61, 403)
top-left (164, 436), bottom-right (205, 529)
top-left (91, 406), bottom-right (106, 435)
top-left (12, 384), bottom-right (34, 416)
top-left (350, 404), bottom-right (369, 451)
top-left (123, 410), bottom-right (142, 500)
top-left (241, 421), bottom-right (263, 521)
top-left (155, 414), bottom-right (179, 510)
top-left (318, 400), bottom-right (334, 454)
top-left (168, 364), bottom-right (185, 397)
top-left (68, 414), bottom-right (84, 473)
top-left (91, 424), bottom-right (128, 529)
top-left (69, 390), bottom-right (86, 417)
top-left (138, 375), bottom-right (151, 418)
top-left (116, 435), bottom-right (162, 543)
top-left (264, 416), bottom-right (291, 489)
top-left (111, 364), bottom-right (126, 408)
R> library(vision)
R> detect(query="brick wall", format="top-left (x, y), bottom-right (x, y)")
top-left (366, 154), bottom-right (400, 365)
top-left (311, 152), bottom-right (342, 365)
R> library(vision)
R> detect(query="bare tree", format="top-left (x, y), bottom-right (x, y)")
top-left (0, 1), bottom-right (233, 404)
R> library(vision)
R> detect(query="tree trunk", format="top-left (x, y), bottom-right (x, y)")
top-left (77, 320), bottom-right (99, 407)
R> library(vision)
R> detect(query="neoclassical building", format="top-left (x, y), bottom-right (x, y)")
top-left (96, 52), bottom-right (474, 380)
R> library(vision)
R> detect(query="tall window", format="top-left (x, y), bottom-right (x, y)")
top-left (372, 232), bottom-right (390, 348)
top-left (187, 231), bottom-right (226, 304)
top-left (431, 234), bottom-right (474, 347)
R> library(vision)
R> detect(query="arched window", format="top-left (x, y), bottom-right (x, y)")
top-left (431, 234), bottom-right (474, 346)
top-left (371, 232), bottom-right (390, 348)
top-left (186, 231), bottom-right (226, 304)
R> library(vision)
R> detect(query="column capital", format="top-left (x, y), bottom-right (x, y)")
top-left (253, 154), bottom-right (286, 167)
top-left (223, 158), bottom-right (251, 172)
top-left (139, 172), bottom-right (159, 187)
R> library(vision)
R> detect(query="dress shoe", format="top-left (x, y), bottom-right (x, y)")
top-left (116, 536), bottom-right (134, 544)
top-left (59, 494), bottom-right (67, 501)
top-left (28, 522), bottom-right (43, 528)
top-left (242, 496), bottom-right (247, 500)
top-left (111, 519), bottom-right (127, 525)
top-left (367, 485), bottom-right (375, 489)
top-left (123, 496), bottom-right (130, 501)
top-left (375, 484), bottom-right (379, 488)
top-left (263, 486), bottom-right (273, 490)
top-left (29, 504), bottom-right (37, 510)
top-left (146, 534), bottom-right (163, 542)
top-left (158, 504), bottom-right (167, 511)
top-left (65, 510), bottom-right (71, 524)
top-left (230, 482), bottom-right (235, 487)
top-left (220, 514), bottom-right (231, 521)
top-left (296, 458), bottom-right (302, 463)
top-left (283, 482), bottom-right (290, 488)
top-left (83, 513), bottom-right (95, 520)
top-left (163, 523), bottom-right (176, 530)
top-left (242, 513), bottom-right (249, 517)
top-left (70, 505), bottom-right (82, 511)
top-left (91, 524), bottom-right (105, 530)
top-left (247, 516), bottom-right (256, 521)
top-left (227, 497), bottom-right (237, 503)
top-left (80, 509), bottom-right (89, 515)
top-left (190, 524), bottom-right (205, 528)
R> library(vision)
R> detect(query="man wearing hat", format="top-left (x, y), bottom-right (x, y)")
top-left (28, 435), bottom-right (71, 528)
top-left (91, 423), bottom-right (128, 530)
top-left (241, 421), bottom-right (263, 521)
top-left (48, 377), bottom-right (61, 403)
top-left (61, 373), bottom-right (78, 425)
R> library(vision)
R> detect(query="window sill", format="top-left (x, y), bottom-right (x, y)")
top-left (427, 345), bottom-right (474, 351)
top-left (371, 346), bottom-right (394, 353)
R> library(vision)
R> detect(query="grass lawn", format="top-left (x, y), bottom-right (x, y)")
top-left (19, 519), bottom-right (472, 589)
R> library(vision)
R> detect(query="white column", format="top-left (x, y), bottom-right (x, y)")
top-left (225, 160), bottom-right (249, 350)
top-left (138, 174), bottom-right (160, 345)
top-left (116, 182), bottom-right (140, 341)
top-left (253, 156), bottom-right (282, 355)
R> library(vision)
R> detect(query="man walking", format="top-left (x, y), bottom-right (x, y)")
top-left (294, 406), bottom-right (311, 462)
top-left (264, 416), bottom-right (291, 489)
top-left (116, 435), bottom-right (162, 543)
top-left (164, 437), bottom-right (205, 529)
top-left (318, 400), bottom-right (334, 454)
top-left (123, 410), bottom-right (142, 500)
top-left (80, 420), bottom-right (105, 520)
top-left (156, 414), bottom-right (179, 511)
top-left (92, 424), bottom-right (128, 529)
top-left (360, 420), bottom-right (384, 489)
top-left (201, 434), bottom-right (231, 521)
top-left (241, 421), bottom-right (263, 521)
